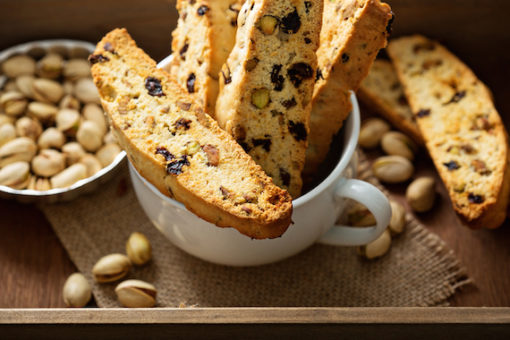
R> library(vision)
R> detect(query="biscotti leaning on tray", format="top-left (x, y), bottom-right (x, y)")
top-left (89, 28), bottom-right (293, 239)
top-left (387, 35), bottom-right (510, 229)
top-left (215, 0), bottom-right (324, 198)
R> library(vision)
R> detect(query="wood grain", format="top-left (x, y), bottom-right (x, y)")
top-left (0, 0), bottom-right (509, 308)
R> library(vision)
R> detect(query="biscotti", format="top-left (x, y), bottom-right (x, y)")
top-left (358, 59), bottom-right (424, 144)
top-left (304, 0), bottom-right (393, 174)
top-left (90, 28), bottom-right (293, 239)
top-left (215, 0), bottom-right (323, 198)
top-left (388, 35), bottom-right (510, 229)
top-left (169, 0), bottom-right (244, 116)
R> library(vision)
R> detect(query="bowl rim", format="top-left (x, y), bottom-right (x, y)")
top-left (0, 39), bottom-right (126, 198)
top-left (130, 53), bottom-right (361, 209)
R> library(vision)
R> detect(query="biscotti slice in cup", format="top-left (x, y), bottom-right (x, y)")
top-left (304, 0), bottom-right (393, 174)
top-left (90, 28), bottom-right (292, 239)
top-left (169, 0), bottom-right (244, 117)
top-left (215, 0), bottom-right (323, 198)
top-left (358, 59), bottom-right (424, 144)
top-left (388, 35), bottom-right (510, 229)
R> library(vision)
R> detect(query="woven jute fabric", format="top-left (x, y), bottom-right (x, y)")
top-left (41, 152), bottom-right (470, 307)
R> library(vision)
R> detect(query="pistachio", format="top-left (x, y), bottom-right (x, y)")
top-left (406, 177), bottom-right (436, 212)
top-left (372, 155), bottom-right (414, 183)
top-left (96, 143), bottom-right (121, 167)
top-left (0, 123), bottom-right (16, 147)
top-left (48, 45), bottom-right (69, 58)
top-left (2, 55), bottom-right (36, 77)
top-left (79, 153), bottom-right (102, 176)
top-left (63, 59), bottom-right (91, 81)
top-left (358, 118), bottom-right (390, 149)
top-left (37, 127), bottom-right (65, 150)
top-left (37, 53), bottom-right (64, 79)
top-left (76, 121), bottom-right (103, 152)
top-left (68, 46), bottom-right (91, 59)
top-left (347, 203), bottom-right (376, 226)
top-left (82, 103), bottom-right (107, 135)
top-left (56, 108), bottom-right (81, 135)
top-left (0, 161), bottom-right (30, 189)
top-left (63, 273), bottom-right (92, 308)
top-left (15, 75), bottom-right (35, 98)
top-left (63, 80), bottom-right (74, 95)
top-left (388, 201), bottom-right (406, 236)
top-left (15, 117), bottom-right (42, 141)
top-left (2, 80), bottom-right (18, 92)
top-left (32, 78), bottom-right (64, 103)
top-left (251, 88), bottom-right (270, 109)
top-left (0, 137), bottom-right (37, 167)
top-left (0, 114), bottom-right (15, 126)
top-left (27, 102), bottom-right (58, 121)
top-left (126, 232), bottom-right (152, 266)
top-left (50, 163), bottom-right (87, 188)
top-left (62, 142), bottom-right (86, 165)
top-left (103, 131), bottom-right (117, 145)
top-left (92, 253), bottom-right (132, 283)
top-left (0, 91), bottom-right (28, 116)
top-left (74, 78), bottom-right (100, 104)
top-left (381, 131), bottom-right (418, 160)
top-left (357, 229), bottom-right (391, 260)
top-left (258, 15), bottom-right (279, 35)
top-left (28, 177), bottom-right (51, 191)
top-left (115, 279), bottom-right (156, 308)
top-left (59, 94), bottom-right (81, 110)
top-left (32, 149), bottom-right (66, 177)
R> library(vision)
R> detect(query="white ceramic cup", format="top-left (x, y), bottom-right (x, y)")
top-left (128, 56), bottom-right (391, 266)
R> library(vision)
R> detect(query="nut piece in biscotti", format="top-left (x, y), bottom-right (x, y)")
top-left (387, 35), bottom-right (510, 229)
top-left (168, 0), bottom-right (244, 117)
top-left (358, 59), bottom-right (424, 144)
top-left (304, 0), bottom-right (393, 174)
top-left (90, 28), bottom-right (292, 239)
top-left (215, 0), bottom-right (323, 198)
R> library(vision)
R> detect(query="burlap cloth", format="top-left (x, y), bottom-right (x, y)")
top-left (40, 152), bottom-right (470, 307)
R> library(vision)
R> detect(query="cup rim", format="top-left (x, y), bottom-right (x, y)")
top-left (130, 54), bottom-right (361, 210)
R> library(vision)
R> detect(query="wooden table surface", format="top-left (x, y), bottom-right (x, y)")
top-left (1, 0), bottom-right (510, 309)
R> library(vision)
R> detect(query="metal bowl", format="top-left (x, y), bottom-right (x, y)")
top-left (0, 39), bottom-right (126, 203)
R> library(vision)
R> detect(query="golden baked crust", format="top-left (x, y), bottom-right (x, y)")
top-left (169, 0), bottom-right (244, 117)
top-left (215, 0), bottom-right (323, 198)
top-left (90, 28), bottom-right (293, 239)
top-left (388, 35), bottom-right (509, 229)
top-left (304, 0), bottom-right (392, 174)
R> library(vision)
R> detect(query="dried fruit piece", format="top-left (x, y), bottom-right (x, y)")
top-left (443, 160), bottom-right (460, 171)
top-left (280, 8), bottom-right (301, 34)
top-left (288, 120), bottom-right (307, 141)
top-left (287, 62), bottom-right (313, 88)
top-left (468, 193), bottom-right (484, 204)
top-left (270, 64), bottom-right (285, 91)
top-left (202, 144), bottom-right (219, 166)
top-left (197, 5), bottom-right (209, 16)
top-left (166, 156), bottom-right (190, 175)
top-left (252, 138), bottom-right (272, 152)
top-left (186, 73), bottom-right (196, 93)
top-left (245, 58), bottom-right (259, 72)
top-left (145, 77), bottom-right (165, 97)
top-left (415, 109), bottom-right (431, 118)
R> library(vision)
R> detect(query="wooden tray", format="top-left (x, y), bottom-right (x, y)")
top-left (0, 0), bottom-right (509, 336)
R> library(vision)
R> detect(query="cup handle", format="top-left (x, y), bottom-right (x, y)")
top-left (318, 178), bottom-right (391, 246)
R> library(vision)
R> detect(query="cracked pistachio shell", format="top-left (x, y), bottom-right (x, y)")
top-left (32, 78), bottom-right (64, 103)
top-left (37, 53), bottom-right (64, 79)
top-left (38, 127), bottom-right (66, 149)
top-left (56, 108), bottom-right (81, 134)
top-left (357, 229), bottom-right (391, 260)
top-left (0, 91), bottom-right (28, 116)
top-left (359, 118), bottom-right (390, 149)
top-left (0, 137), bottom-right (37, 167)
top-left (63, 273), bottom-right (92, 308)
top-left (15, 116), bottom-right (42, 141)
top-left (0, 161), bottom-right (30, 188)
top-left (27, 102), bottom-right (58, 121)
top-left (62, 142), bottom-right (86, 165)
top-left (96, 143), bottom-right (121, 167)
top-left (32, 149), bottom-right (66, 177)
top-left (15, 75), bottom-right (35, 98)
top-left (92, 253), bottom-right (132, 283)
top-left (406, 177), bottom-right (436, 213)
top-left (2, 55), bottom-right (36, 77)
top-left (388, 201), bottom-right (406, 236)
top-left (372, 155), bottom-right (414, 183)
top-left (347, 204), bottom-right (376, 227)
top-left (74, 78), bottom-right (100, 104)
top-left (126, 232), bottom-right (152, 266)
top-left (381, 131), bottom-right (418, 160)
top-left (28, 176), bottom-right (51, 191)
top-left (103, 131), bottom-right (117, 145)
top-left (0, 123), bottom-right (16, 147)
top-left (63, 59), bottom-right (91, 81)
top-left (77, 121), bottom-right (103, 152)
top-left (59, 94), bottom-right (81, 110)
top-left (115, 280), bottom-right (156, 308)
top-left (0, 114), bottom-right (15, 126)
top-left (50, 163), bottom-right (87, 188)
top-left (79, 153), bottom-right (102, 177)
top-left (82, 103), bottom-right (107, 135)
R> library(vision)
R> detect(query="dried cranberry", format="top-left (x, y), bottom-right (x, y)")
top-left (156, 147), bottom-right (175, 161)
top-left (186, 73), bottom-right (196, 93)
top-left (166, 156), bottom-right (190, 175)
top-left (252, 138), bottom-right (272, 152)
top-left (282, 97), bottom-right (297, 109)
top-left (104, 42), bottom-right (114, 52)
top-left (341, 53), bottom-right (350, 63)
top-left (219, 186), bottom-right (230, 199)
top-left (304, 1), bottom-right (312, 13)
top-left (445, 90), bottom-right (466, 105)
top-left (443, 161), bottom-right (460, 171)
top-left (197, 5), bottom-right (209, 16)
top-left (175, 118), bottom-right (192, 130)
top-left (270, 64), bottom-right (285, 91)
top-left (288, 120), bottom-right (307, 141)
top-left (88, 54), bottom-right (109, 64)
top-left (280, 8), bottom-right (301, 34)
top-left (222, 65), bottom-right (232, 85)
top-left (468, 193), bottom-right (484, 204)
top-left (416, 109), bottom-right (431, 118)
top-left (145, 77), bottom-right (165, 97)
top-left (304, 37), bottom-right (311, 44)
top-left (287, 62), bottom-right (313, 88)
top-left (202, 144), bottom-right (220, 166)
top-left (179, 43), bottom-right (189, 59)
top-left (279, 168), bottom-right (291, 187)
